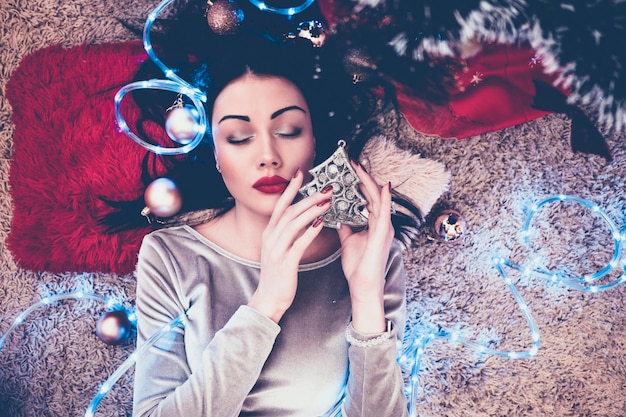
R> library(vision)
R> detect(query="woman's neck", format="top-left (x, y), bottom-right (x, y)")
top-left (195, 205), bottom-right (340, 264)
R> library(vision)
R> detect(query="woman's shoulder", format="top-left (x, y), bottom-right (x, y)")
top-left (142, 224), bottom-right (196, 244)
top-left (138, 225), bottom-right (203, 261)
top-left (139, 225), bottom-right (262, 270)
top-left (140, 225), bottom-right (227, 259)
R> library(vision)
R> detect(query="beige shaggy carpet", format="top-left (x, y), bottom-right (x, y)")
top-left (1, 0), bottom-right (625, 416)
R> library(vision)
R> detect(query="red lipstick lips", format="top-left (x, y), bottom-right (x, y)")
top-left (253, 175), bottom-right (289, 194)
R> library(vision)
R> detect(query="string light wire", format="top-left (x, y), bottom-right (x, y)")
top-left (6, 0), bottom-right (626, 408)
top-left (114, 0), bottom-right (208, 155)
top-left (0, 193), bottom-right (623, 415)
top-left (0, 292), bottom-right (108, 350)
top-left (247, 0), bottom-right (315, 15)
top-left (115, 0), bottom-right (317, 155)
top-left (83, 313), bottom-right (186, 417)
top-left (399, 194), bottom-right (625, 416)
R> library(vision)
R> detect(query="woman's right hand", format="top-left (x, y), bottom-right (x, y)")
top-left (247, 169), bottom-right (332, 323)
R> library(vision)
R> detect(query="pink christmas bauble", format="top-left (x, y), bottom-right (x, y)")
top-left (165, 106), bottom-right (200, 145)
top-left (144, 177), bottom-right (183, 218)
top-left (96, 310), bottom-right (133, 345)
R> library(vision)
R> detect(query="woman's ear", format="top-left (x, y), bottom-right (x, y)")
top-left (213, 149), bottom-right (221, 173)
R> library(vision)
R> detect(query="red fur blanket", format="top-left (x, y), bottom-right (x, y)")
top-left (6, 41), bottom-right (551, 274)
top-left (7, 42), bottom-right (153, 274)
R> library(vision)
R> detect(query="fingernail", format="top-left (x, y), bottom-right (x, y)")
top-left (317, 199), bottom-right (331, 207)
top-left (293, 168), bottom-right (300, 178)
top-left (388, 181), bottom-right (392, 190)
top-left (321, 185), bottom-right (334, 194)
top-left (312, 217), bottom-right (323, 228)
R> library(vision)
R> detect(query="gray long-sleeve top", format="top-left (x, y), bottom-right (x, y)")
top-left (132, 225), bottom-right (409, 417)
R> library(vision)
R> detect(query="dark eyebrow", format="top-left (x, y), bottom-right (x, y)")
top-left (218, 115), bottom-right (250, 124)
top-left (271, 105), bottom-right (306, 119)
top-left (217, 106), bottom-right (305, 124)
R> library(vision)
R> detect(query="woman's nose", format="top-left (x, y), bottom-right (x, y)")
top-left (258, 136), bottom-right (282, 168)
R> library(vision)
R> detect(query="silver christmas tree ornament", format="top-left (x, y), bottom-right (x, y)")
top-left (300, 140), bottom-right (368, 229)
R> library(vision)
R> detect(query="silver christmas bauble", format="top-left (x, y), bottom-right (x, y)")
top-left (296, 20), bottom-right (327, 47)
top-left (206, 0), bottom-right (244, 35)
top-left (165, 106), bottom-right (200, 145)
top-left (96, 310), bottom-right (133, 345)
top-left (432, 209), bottom-right (466, 242)
top-left (144, 177), bottom-right (183, 218)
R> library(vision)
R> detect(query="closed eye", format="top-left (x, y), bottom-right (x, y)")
top-left (227, 136), bottom-right (252, 145)
top-left (276, 127), bottom-right (303, 138)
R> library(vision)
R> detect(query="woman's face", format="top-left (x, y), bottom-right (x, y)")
top-left (211, 74), bottom-right (316, 218)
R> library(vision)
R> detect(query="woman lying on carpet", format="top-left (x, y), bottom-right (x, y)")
top-left (109, 3), bottom-right (435, 415)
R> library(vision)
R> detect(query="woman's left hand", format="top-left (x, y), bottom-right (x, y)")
top-left (337, 161), bottom-right (395, 334)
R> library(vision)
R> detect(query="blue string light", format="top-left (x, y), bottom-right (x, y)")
top-left (142, 0), bottom-right (204, 92)
top-left (516, 194), bottom-right (625, 291)
top-left (114, 0), bottom-right (208, 155)
top-left (83, 313), bottom-right (186, 417)
top-left (114, 79), bottom-right (207, 155)
top-left (399, 194), bottom-right (625, 416)
top-left (115, 0), bottom-right (316, 155)
top-left (9, 0), bottom-right (626, 410)
top-left (0, 196), bottom-right (623, 415)
top-left (0, 291), bottom-right (109, 350)
top-left (247, 0), bottom-right (315, 15)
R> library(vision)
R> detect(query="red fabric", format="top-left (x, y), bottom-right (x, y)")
top-left (6, 42), bottom-right (154, 274)
top-left (397, 44), bottom-right (560, 138)
top-left (318, 0), bottom-right (561, 139)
